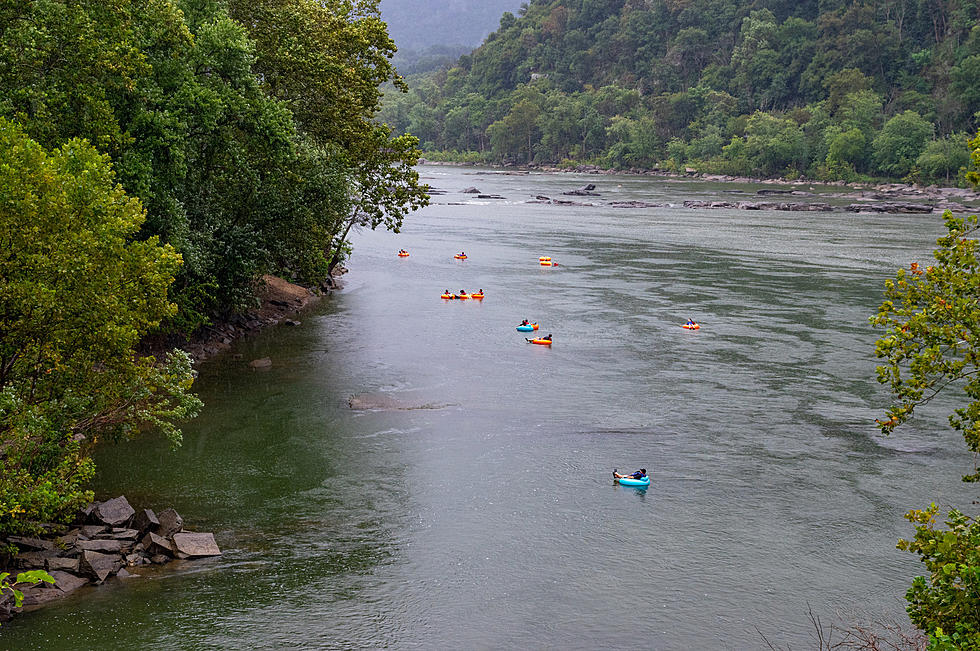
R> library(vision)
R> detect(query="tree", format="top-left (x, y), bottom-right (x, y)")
top-left (326, 126), bottom-right (427, 273)
top-left (871, 207), bottom-right (980, 647)
top-left (917, 134), bottom-right (971, 185)
top-left (873, 111), bottom-right (933, 178)
top-left (228, 0), bottom-right (428, 277)
top-left (0, 118), bottom-right (201, 536)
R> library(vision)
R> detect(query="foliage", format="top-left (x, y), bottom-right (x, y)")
top-left (897, 506), bottom-right (980, 649)
top-left (0, 0), bottom-right (414, 331)
top-left (871, 210), bottom-right (980, 481)
top-left (228, 0), bottom-right (428, 276)
top-left (872, 136), bottom-right (980, 643)
top-left (0, 118), bottom-right (201, 535)
top-left (0, 570), bottom-right (55, 612)
top-left (379, 0), bottom-right (980, 183)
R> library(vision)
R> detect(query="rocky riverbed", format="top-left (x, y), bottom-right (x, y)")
top-left (422, 160), bottom-right (980, 214)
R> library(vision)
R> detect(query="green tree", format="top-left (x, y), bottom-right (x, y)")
top-left (871, 206), bottom-right (980, 647)
top-left (0, 118), bottom-right (201, 536)
top-left (917, 134), bottom-right (971, 185)
top-left (897, 505), bottom-right (980, 648)
top-left (742, 111), bottom-right (807, 177)
top-left (873, 111), bottom-right (934, 178)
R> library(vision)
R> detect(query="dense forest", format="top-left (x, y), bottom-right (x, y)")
top-left (381, 0), bottom-right (980, 184)
top-left (0, 0), bottom-right (423, 538)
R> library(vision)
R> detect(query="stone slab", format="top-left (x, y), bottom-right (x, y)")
top-left (46, 557), bottom-right (80, 573)
top-left (141, 532), bottom-right (173, 556)
top-left (171, 532), bottom-right (221, 558)
top-left (49, 570), bottom-right (89, 595)
top-left (77, 539), bottom-right (123, 553)
top-left (131, 509), bottom-right (159, 535)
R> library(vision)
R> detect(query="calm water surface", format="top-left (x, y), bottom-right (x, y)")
top-left (5, 166), bottom-right (976, 649)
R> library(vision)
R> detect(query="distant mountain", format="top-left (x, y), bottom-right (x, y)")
top-left (380, 0), bottom-right (524, 52)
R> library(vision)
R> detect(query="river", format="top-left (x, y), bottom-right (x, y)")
top-left (4, 166), bottom-right (976, 649)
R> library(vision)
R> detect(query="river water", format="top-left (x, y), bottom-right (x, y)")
top-left (5, 166), bottom-right (977, 649)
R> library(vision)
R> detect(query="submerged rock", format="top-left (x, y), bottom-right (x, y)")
top-left (172, 532), bottom-right (221, 558)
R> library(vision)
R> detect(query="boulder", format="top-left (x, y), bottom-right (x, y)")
top-left (80, 525), bottom-right (107, 538)
top-left (149, 554), bottom-right (171, 565)
top-left (141, 532), bottom-right (174, 556)
top-left (46, 557), bottom-right (80, 573)
top-left (461, 187), bottom-right (480, 193)
top-left (562, 184), bottom-right (600, 196)
top-left (107, 528), bottom-right (140, 540)
top-left (77, 539), bottom-right (123, 554)
top-left (131, 509), bottom-right (160, 535)
top-left (156, 508), bottom-right (183, 537)
top-left (7, 536), bottom-right (55, 551)
top-left (171, 532), bottom-right (221, 558)
top-left (49, 570), bottom-right (89, 595)
top-left (93, 496), bottom-right (135, 527)
top-left (80, 550), bottom-right (121, 583)
top-left (15, 550), bottom-right (58, 569)
top-left (18, 582), bottom-right (63, 607)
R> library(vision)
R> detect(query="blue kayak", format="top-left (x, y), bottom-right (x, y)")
top-left (615, 476), bottom-right (650, 488)
top-left (516, 324), bottom-right (535, 332)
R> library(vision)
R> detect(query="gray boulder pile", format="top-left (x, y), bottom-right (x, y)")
top-left (0, 495), bottom-right (220, 622)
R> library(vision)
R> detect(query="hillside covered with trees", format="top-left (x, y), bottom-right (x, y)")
top-left (381, 0), bottom-right (980, 184)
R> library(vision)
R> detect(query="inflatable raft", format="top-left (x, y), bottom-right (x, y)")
top-left (527, 338), bottom-right (552, 345)
top-left (516, 323), bottom-right (538, 332)
top-left (682, 323), bottom-right (700, 330)
top-left (615, 476), bottom-right (650, 488)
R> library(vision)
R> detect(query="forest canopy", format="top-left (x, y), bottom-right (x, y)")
top-left (381, 0), bottom-right (980, 184)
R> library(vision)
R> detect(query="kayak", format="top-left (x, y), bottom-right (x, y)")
top-left (516, 323), bottom-right (538, 332)
top-left (528, 338), bottom-right (552, 345)
top-left (615, 476), bottom-right (650, 488)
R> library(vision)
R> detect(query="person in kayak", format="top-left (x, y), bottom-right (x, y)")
top-left (613, 468), bottom-right (646, 480)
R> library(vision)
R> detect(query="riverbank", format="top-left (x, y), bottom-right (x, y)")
top-left (420, 159), bottom-right (980, 213)
top-left (0, 274), bottom-right (339, 624)
top-left (0, 496), bottom-right (220, 623)
top-left (141, 271), bottom-right (346, 365)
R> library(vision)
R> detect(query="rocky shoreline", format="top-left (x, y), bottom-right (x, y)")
top-left (1, 496), bottom-right (220, 623)
top-left (422, 159), bottom-right (980, 214)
